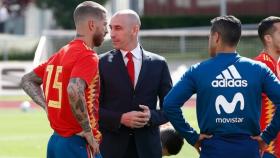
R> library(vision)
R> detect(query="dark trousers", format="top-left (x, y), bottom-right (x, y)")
top-left (123, 135), bottom-right (139, 158)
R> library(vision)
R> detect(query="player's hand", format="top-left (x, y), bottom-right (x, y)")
top-left (194, 134), bottom-right (213, 154)
top-left (160, 122), bottom-right (173, 130)
top-left (251, 135), bottom-right (268, 154)
top-left (77, 131), bottom-right (100, 156)
top-left (139, 105), bottom-right (151, 121)
top-left (121, 111), bottom-right (150, 128)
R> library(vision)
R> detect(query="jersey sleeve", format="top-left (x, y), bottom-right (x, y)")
top-left (262, 67), bottom-right (280, 106)
top-left (261, 66), bottom-right (280, 144)
top-left (261, 107), bottom-right (280, 144)
top-left (33, 62), bottom-right (47, 79)
top-left (163, 65), bottom-right (199, 146)
top-left (71, 51), bottom-right (99, 86)
top-left (33, 53), bottom-right (57, 79)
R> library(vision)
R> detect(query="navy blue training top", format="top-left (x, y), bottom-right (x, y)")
top-left (163, 52), bottom-right (280, 146)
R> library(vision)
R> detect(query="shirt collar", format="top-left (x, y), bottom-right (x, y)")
top-left (120, 44), bottom-right (142, 60)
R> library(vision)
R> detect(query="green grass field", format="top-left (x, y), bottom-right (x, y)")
top-left (167, 107), bottom-right (199, 158)
top-left (0, 109), bottom-right (51, 158)
top-left (0, 107), bottom-right (198, 158)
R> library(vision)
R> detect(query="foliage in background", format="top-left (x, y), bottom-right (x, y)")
top-left (0, 46), bottom-right (36, 61)
top-left (141, 16), bottom-right (214, 29)
top-left (33, 0), bottom-right (277, 30)
top-left (35, 0), bottom-right (108, 29)
top-left (0, 51), bottom-right (35, 61)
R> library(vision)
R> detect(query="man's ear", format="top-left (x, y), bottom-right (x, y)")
top-left (264, 34), bottom-right (272, 44)
top-left (214, 32), bottom-right (220, 44)
top-left (88, 20), bottom-right (95, 31)
top-left (131, 25), bottom-right (139, 36)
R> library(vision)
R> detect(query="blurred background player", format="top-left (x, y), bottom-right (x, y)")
top-left (163, 15), bottom-right (280, 158)
top-left (160, 123), bottom-right (184, 157)
top-left (255, 16), bottom-right (280, 158)
top-left (20, 1), bottom-right (108, 158)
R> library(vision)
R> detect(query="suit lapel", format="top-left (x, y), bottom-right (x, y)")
top-left (135, 48), bottom-right (150, 91)
top-left (113, 50), bottom-right (134, 90)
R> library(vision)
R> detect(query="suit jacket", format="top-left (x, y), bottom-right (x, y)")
top-left (98, 48), bottom-right (172, 158)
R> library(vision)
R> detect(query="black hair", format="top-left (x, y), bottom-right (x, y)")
top-left (161, 128), bottom-right (184, 155)
top-left (258, 16), bottom-right (280, 44)
top-left (210, 15), bottom-right (242, 47)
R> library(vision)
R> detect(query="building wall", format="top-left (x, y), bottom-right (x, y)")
top-left (144, 0), bottom-right (280, 16)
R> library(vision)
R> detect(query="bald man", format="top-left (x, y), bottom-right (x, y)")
top-left (98, 9), bottom-right (172, 158)
top-left (21, 1), bottom-right (107, 158)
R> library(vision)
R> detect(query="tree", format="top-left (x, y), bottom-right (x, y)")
top-left (35, 0), bottom-right (108, 29)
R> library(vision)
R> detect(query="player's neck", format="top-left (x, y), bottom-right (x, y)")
top-left (216, 45), bottom-right (236, 53)
top-left (264, 47), bottom-right (280, 61)
top-left (75, 35), bottom-right (93, 49)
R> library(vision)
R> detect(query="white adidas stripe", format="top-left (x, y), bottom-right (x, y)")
top-left (216, 65), bottom-right (241, 79)
top-left (222, 69), bottom-right (232, 79)
top-left (228, 65), bottom-right (241, 79)
top-left (216, 74), bottom-right (223, 79)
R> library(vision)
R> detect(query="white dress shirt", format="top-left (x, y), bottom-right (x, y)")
top-left (121, 44), bottom-right (142, 88)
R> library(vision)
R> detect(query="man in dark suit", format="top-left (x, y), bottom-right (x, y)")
top-left (98, 9), bottom-right (172, 158)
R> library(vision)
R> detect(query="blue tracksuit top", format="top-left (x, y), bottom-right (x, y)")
top-left (163, 52), bottom-right (280, 146)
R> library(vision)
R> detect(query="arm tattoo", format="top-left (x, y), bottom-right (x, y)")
top-left (68, 78), bottom-right (91, 132)
top-left (20, 72), bottom-right (46, 110)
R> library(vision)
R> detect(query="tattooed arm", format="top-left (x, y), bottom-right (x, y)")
top-left (67, 78), bottom-right (91, 132)
top-left (21, 71), bottom-right (47, 110)
top-left (67, 78), bottom-right (99, 155)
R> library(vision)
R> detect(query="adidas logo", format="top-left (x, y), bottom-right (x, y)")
top-left (211, 65), bottom-right (248, 87)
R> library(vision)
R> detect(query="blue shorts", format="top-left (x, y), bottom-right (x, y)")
top-left (200, 134), bottom-right (260, 158)
top-left (47, 132), bottom-right (102, 158)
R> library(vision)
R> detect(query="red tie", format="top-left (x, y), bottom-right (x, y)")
top-left (126, 52), bottom-right (135, 86)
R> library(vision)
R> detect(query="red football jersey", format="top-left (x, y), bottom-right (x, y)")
top-left (255, 52), bottom-right (280, 157)
top-left (34, 39), bottom-right (101, 142)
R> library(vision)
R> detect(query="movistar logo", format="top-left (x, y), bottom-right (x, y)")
top-left (211, 65), bottom-right (248, 87)
top-left (215, 92), bottom-right (244, 114)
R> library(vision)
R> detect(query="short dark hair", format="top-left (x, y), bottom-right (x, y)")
top-left (161, 128), bottom-right (184, 155)
top-left (258, 16), bottom-right (280, 44)
top-left (210, 15), bottom-right (241, 47)
top-left (73, 1), bottom-right (106, 25)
